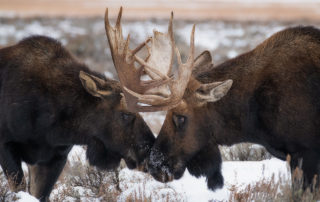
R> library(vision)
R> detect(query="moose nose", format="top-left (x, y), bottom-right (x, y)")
top-left (148, 147), bottom-right (165, 169)
top-left (147, 149), bottom-right (175, 182)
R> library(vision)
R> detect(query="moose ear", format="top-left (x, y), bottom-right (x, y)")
top-left (79, 71), bottom-right (112, 98)
top-left (195, 79), bottom-right (233, 104)
top-left (192, 50), bottom-right (213, 77)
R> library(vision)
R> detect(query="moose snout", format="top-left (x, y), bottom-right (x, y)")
top-left (147, 148), bottom-right (175, 182)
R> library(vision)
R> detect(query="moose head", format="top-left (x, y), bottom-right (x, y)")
top-left (111, 10), bottom-right (233, 190)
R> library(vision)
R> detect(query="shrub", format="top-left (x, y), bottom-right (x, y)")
top-left (220, 143), bottom-right (272, 161)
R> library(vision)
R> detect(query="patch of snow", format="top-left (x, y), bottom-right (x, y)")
top-left (14, 21), bottom-right (62, 40)
top-left (58, 20), bottom-right (87, 36)
top-left (234, 39), bottom-right (247, 47)
top-left (68, 145), bottom-right (87, 166)
top-left (227, 50), bottom-right (238, 58)
top-left (104, 71), bottom-right (114, 79)
top-left (118, 158), bottom-right (289, 201)
top-left (16, 191), bottom-right (39, 202)
top-left (177, 23), bottom-right (246, 51)
top-left (0, 24), bottom-right (16, 44)
top-left (122, 21), bottom-right (167, 45)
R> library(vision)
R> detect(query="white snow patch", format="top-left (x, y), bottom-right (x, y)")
top-left (58, 20), bottom-right (87, 36)
top-left (118, 158), bottom-right (289, 202)
top-left (227, 50), bottom-right (238, 58)
top-left (177, 23), bottom-right (246, 51)
top-left (68, 145), bottom-right (87, 166)
top-left (122, 21), bottom-right (167, 45)
top-left (104, 71), bottom-right (114, 79)
top-left (15, 191), bottom-right (39, 202)
top-left (14, 21), bottom-right (62, 40)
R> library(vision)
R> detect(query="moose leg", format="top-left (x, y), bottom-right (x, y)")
top-left (0, 143), bottom-right (26, 192)
top-left (290, 155), bottom-right (304, 191)
top-left (187, 142), bottom-right (224, 191)
top-left (28, 154), bottom-right (68, 202)
top-left (301, 151), bottom-right (320, 189)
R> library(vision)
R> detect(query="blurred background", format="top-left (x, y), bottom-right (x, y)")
top-left (0, 1), bottom-right (320, 201)
top-left (1, 0), bottom-right (320, 21)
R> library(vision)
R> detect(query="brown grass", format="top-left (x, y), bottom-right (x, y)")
top-left (228, 155), bottom-right (320, 202)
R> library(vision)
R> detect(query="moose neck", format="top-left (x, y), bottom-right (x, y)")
top-left (45, 72), bottom-right (108, 147)
top-left (198, 50), bottom-right (263, 146)
top-left (46, 97), bottom-right (96, 146)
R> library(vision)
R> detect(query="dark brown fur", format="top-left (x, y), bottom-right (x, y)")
top-left (0, 36), bottom-right (155, 201)
top-left (148, 26), bottom-right (320, 190)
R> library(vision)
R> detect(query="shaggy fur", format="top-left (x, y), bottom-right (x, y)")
top-left (149, 26), bottom-right (320, 190)
top-left (0, 36), bottom-right (155, 201)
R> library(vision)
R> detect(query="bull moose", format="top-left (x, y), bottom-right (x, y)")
top-left (119, 14), bottom-right (320, 190)
top-left (0, 8), bottom-right (167, 201)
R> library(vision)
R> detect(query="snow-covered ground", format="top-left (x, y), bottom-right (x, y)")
top-left (1, 156), bottom-right (290, 202)
top-left (118, 158), bottom-right (289, 202)
top-left (63, 143), bottom-right (289, 202)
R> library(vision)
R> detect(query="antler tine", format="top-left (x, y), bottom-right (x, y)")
top-left (168, 12), bottom-right (173, 38)
top-left (175, 24), bottom-right (195, 66)
top-left (105, 7), bottom-right (179, 112)
top-left (105, 8), bottom-right (110, 28)
top-left (167, 11), bottom-right (175, 75)
top-left (116, 7), bottom-right (123, 28)
top-left (135, 55), bottom-right (170, 80)
top-left (132, 37), bottom-right (151, 55)
top-left (188, 24), bottom-right (195, 62)
top-left (124, 23), bottom-right (196, 112)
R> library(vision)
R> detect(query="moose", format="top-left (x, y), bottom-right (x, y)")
top-left (118, 14), bottom-right (320, 190)
top-left (0, 7), bottom-right (172, 201)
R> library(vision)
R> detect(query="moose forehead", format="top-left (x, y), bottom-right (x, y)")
top-left (170, 100), bottom-right (189, 115)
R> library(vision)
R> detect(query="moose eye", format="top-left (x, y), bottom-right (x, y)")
top-left (120, 112), bottom-right (135, 124)
top-left (173, 114), bottom-right (187, 130)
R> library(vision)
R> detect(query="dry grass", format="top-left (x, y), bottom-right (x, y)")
top-left (228, 156), bottom-right (320, 202)
top-left (50, 151), bottom-right (122, 202)
top-left (0, 170), bottom-right (20, 202)
top-left (122, 176), bottom-right (184, 202)
top-left (0, 170), bottom-right (11, 202)
top-left (2, 153), bottom-right (320, 202)
top-left (220, 143), bottom-right (272, 161)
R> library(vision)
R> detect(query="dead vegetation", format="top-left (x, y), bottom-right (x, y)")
top-left (0, 170), bottom-right (10, 201)
top-left (2, 152), bottom-right (320, 201)
top-left (228, 156), bottom-right (320, 202)
top-left (220, 143), bottom-right (272, 161)
top-left (0, 170), bottom-right (20, 202)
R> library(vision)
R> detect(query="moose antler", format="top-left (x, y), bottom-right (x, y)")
top-left (105, 7), bottom-right (195, 112)
top-left (105, 7), bottom-right (173, 112)
top-left (123, 17), bottom-right (195, 111)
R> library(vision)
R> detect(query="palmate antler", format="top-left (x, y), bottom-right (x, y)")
top-left (105, 7), bottom-right (195, 112)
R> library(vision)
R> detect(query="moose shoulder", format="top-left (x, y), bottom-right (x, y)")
top-left (138, 25), bottom-right (320, 190)
top-left (0, 34), bottom-right (155, 201)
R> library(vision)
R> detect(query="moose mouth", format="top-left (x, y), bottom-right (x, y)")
top-left (123, 149), bottom-right (148, 171)
top-left (148, 163), bottom-right (186, 183)
top-left (149, 167), bottom-right (175, 183)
